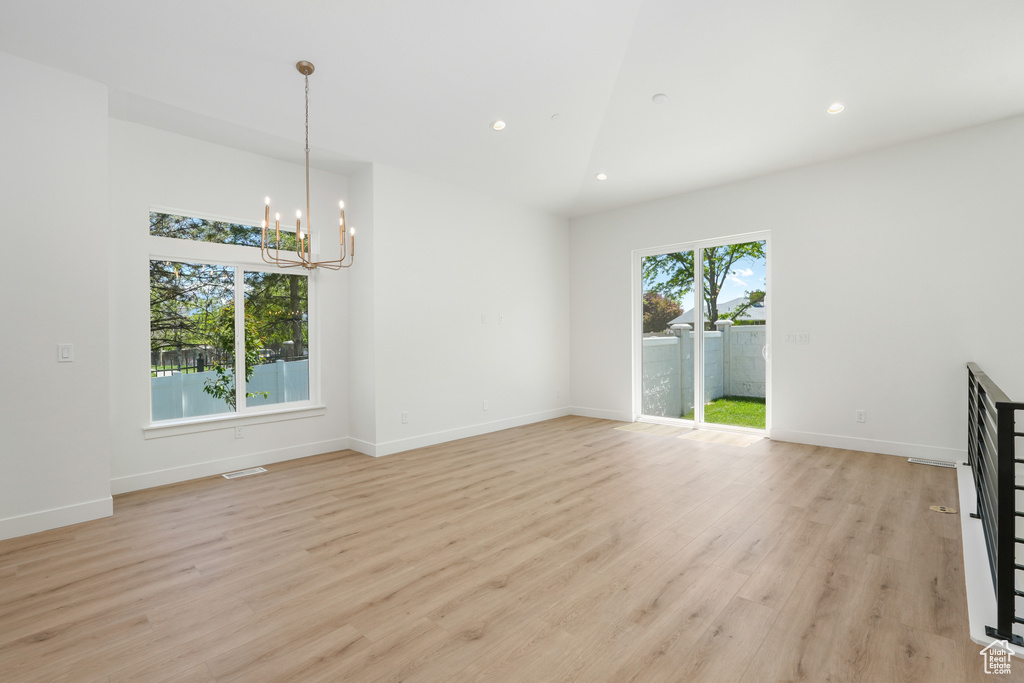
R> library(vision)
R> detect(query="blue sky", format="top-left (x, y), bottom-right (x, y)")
top-left (717, 255), bottom-right (766, 304)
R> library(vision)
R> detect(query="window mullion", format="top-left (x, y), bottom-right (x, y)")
top-left (694, 247), bottom-right (704, 425)
top-left (234, 267), bottom-right (246, 413)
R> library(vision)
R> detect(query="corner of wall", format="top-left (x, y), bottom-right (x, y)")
top-left (347, 164), bottom-right (378, 447)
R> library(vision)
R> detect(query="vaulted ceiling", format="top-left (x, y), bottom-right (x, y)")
top-left (3, 0), bottom-right (1023, 217)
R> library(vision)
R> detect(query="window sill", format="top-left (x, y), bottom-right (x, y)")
top-left (143, 404), bottom-right (327, 440)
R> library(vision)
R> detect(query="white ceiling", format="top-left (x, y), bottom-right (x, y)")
top-left (3, 0), bottom-right (1023, 217)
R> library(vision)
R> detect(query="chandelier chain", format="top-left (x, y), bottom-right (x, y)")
top-left (304, 74), bottom-right (310, 154)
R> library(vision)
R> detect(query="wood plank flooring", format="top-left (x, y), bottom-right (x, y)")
top-left (0, 416), bottom-right (1016, 682)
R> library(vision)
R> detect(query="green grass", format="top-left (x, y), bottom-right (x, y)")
top-left (682, 396), bottom-right (766, 429)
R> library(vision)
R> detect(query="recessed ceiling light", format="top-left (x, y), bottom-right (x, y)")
top-left (827, 102), bottom-right (845, 115)
top-left (491, 120), bottom-right (506, 130)
top-left (595, 173), bottom-right (608, 181)
top-left (652, 93), bottom-right (668, 104)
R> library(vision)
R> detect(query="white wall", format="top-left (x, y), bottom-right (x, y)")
top-left (571, 115), bottom-right (1024, 461)
top-left (107, 120), bottom-right (353, 492)
top-left (0, 50), bottom-right (573, 539)
top-left (0, 53), bottom-right (112, 539)
top-left (362, 165), bottom-right (571, 456)
top-left (347, 165), bottom-right (378, 452)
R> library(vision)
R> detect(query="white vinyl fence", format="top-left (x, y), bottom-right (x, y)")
top-left (151, 359), bottom-right (309, 421)
top-left (642, 322), bottom-right (765, 419)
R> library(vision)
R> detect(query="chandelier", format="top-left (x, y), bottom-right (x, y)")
top-left (261, 61), bottom-right (354, 270)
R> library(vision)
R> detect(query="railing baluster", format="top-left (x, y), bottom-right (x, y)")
top-left (995, 403), bottom-right (1018, 642)
top-left (968, 362), bottom-right (1024, 646)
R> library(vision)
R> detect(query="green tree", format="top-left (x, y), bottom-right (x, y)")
top-left (149, 261), bottom-right (234, 370)
top-left (642, 241), bottom-right (765, 329)
top-left (725, 289), bottom-right (765, 324)
top-left (243, 272), bottom-right (308, 359)
top-left (150, 212), bottom-right (297, 250)
top-left (643, 292), bottom-right (682, 334)
top-left (201, 305), bottom-right (269, 409)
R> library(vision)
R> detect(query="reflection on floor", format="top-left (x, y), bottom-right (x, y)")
top-left (615, 421), bottom-right (762, 447)
top-left (678, 429), bottom-right (763, 447)
top-left (614, 422), bottom-right (692, 437)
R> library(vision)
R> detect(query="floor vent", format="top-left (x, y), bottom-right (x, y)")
top-left (907, 458), bottom-right (955, 469)
top-left (222, 467), bottom-right (267, 479)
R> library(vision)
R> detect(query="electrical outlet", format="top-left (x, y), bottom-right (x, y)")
top-left (401, 411), bottom-right (408, 424)
top-left (235, 426), bottom-right (244, 439)
top-left (498, 313), bottom-right (504, 325)
top-left (855, 410), bottom-right (866, 423)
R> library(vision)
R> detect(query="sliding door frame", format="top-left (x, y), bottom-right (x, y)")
top-left (631, 230), bottom-right (771, 435)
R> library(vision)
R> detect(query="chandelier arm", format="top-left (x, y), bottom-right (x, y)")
top-left (260, 221), bottom-right (306, 268)
top-left (261, 250), bottom-right (305, 268)
top-left (260, 227), bottom-right (309, 268)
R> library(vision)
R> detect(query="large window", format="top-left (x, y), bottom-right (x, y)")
top-left (150, 212), bottom-right (297, 249)
top-left (149, 212), bottom-right (311, 423)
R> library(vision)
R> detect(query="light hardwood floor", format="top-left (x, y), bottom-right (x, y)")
top-left (0, 416), bottom-right (1017, 682)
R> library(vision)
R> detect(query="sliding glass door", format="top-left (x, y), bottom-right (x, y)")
top-left (699, 241), bottom-right (767, 429)
top-left (641, 249), bottom-right (696, 420)
top-left (636, 234), bottom-right (769, 432)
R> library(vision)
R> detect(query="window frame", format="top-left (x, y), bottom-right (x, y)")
top-left (143, 208), bottom-right (324, 438)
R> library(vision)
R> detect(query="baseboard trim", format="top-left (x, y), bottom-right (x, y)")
top-left (372, 408), bottom-right (571, 457)
top-left (0, 496), bottom-right (113, 541)
top-left (347, 438), bottom-right (377, 458)
top-left (770, 429), bottom-right (964, 462)
top-left (110, 437), bottom-right (352, 494)
top-left (569, 406), bottom-right (632, 422)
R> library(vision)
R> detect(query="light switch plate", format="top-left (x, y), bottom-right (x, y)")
top-left (58, 344), bottom-right (74, 362)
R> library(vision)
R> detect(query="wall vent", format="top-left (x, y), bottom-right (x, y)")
top-left (222, 467), bottom-right (267, 479)
top-left (907, 458), bottom-right (955, 469)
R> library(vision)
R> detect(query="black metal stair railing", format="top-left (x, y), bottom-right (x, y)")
top-left (967, 362), bottom-right (1024, 645)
